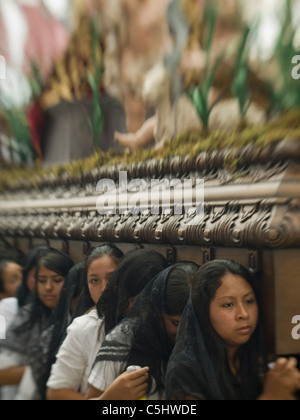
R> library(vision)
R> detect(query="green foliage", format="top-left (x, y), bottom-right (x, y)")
top-left (4, 108), bottom-right (34, 164)
top-left (273, 0), bottom-right (300, 110)
top-left (189, 2), bottom-right (222, 129)
top-left (0, 60), bottom-right (44, 165)
top-left (29, 61), bottom-right (44, 99)
top-left (231, 27), bottom-right (251, 119)
top-left (87, 19), bottom-right (104, 149)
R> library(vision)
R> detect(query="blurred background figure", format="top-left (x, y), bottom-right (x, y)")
top-left (0, 245), bottom-right (51, 337)
top-left (0, 260), bottom-right (22, 300)
top-left (0, 0), bottom-right (68, 80)
top-left (0, 260), bottom-right (22, 333)
top-left (0, 0), bottom-right (69, 165)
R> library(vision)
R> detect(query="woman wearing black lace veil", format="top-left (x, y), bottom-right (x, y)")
top-left (166, 260), bottom-right (300, 401)
top-left (96, 248), bottom-right (170, 335)
top-left (87, 261), bottom-right (199, 400)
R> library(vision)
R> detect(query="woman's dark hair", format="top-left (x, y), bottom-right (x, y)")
top-left (191, 259), bottom-right (267, 400)
top-left (164, 262), bottom-right (197, 316)
top-left (17, 245), bottom-right (51, 307)
top-left (126, 261), bottom-right (199, 395)
top-left (0, 260), bottom-right (10, 294)
top-left (72, 243), bottom-right (124, 318)
top-left (36, 251), bottom-right (74, 279)
top-left (0, 242), bottom-right (24, 265)
top-left (97, 248), bottom-right (170, 334)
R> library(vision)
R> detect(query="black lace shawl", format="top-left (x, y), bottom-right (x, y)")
top-left (96, 249), bottom-right (170, 335)
top-left (166, 300), bottom-right (225, 400)
top-left (0, 303), bottom-right (48, 359)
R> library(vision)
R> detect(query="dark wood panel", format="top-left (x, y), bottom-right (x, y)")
top-left (274, 250), bottom-right (300, 355)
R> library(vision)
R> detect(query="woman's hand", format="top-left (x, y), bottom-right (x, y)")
top-left (99, 367), bottom-right (149, 401)
top-left (260, 358), bottom-right (300, 400)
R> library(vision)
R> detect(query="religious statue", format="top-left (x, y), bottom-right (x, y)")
top-left (111, 0), bottom-right (204, 149)
top-left (90, 0), bottom-right (173, 136)
top-left (113, 0), bottom-right (269, 151)
top-left (114, 62), bottom-right (203, 150)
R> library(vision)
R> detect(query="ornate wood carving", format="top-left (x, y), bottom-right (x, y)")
top-left (0, 138), bottom-right (299, 250)
top-left (0, 194), bottom-right (299, 249)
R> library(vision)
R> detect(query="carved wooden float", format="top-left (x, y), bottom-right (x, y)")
top-left (0, 137), bottom-right (299, 355)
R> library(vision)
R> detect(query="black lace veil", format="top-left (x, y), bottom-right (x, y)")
top-left (94, 262), bottom-right (199, 396)
top-left (166, 260), bottom-right (268, 401)
top-left (166, 299), bottom-right (226, 400)
top-left (97, 249), bottom-right (170, 335)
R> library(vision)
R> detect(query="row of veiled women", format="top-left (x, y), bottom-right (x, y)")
top-left (0, 242), bottom-right (299, 400)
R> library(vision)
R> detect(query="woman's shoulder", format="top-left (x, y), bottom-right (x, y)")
top-left (0, 297), bottom-right (18, 310)
top-left (67, 308), bottom-right (104, 333)
top-left (103, 317), bottom-right (138, 346)
top-left (7, 302), bottom-right (32, 330)
top-left (0, 297), bottom-right (18, 316)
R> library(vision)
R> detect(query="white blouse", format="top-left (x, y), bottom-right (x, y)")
top-left (47, 309), bottom-right (105, 395)
top-left (88, 320), bottom-right (164, 400)
top-left (0, 298), bottom-right (18, 334)
top-left (0, 299), bottom-right (22, 400)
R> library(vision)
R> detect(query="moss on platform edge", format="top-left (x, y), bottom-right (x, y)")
top-left (0, 109), bottom-right (300, 192)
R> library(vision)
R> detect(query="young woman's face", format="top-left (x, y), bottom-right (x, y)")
top-left (1, 262), bottom-right (22, 298)
top-left (87, 255), bottom-right (118, 304)
top-left (164, 314), bottom-right (181, 344)
top-left (209, 273), bottom-right (259, 352)
top-left (37, 266), bottom-right (65, 310)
